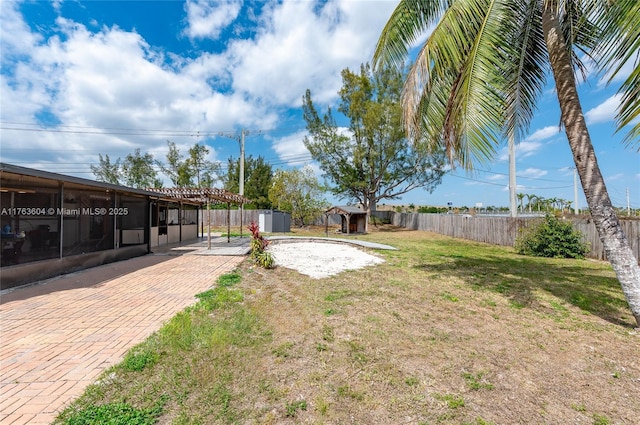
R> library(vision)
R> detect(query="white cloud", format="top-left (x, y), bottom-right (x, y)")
top-left (0, 11), bottom-right (278, 168)
top-left (497, 126), bottom-right (557, 161)
top-left (183, 0), bottom-right (242, 40)
top-left (525, 125), bottom-right (559, 142)
top-left (606, 173), bottom-right (624, 181)
top-left (0, 2), bottom-right (42, 60)
top-left (0, 0), bottom-right (400, 180)
top-left (271, 130), bottom-right (311, 167)
top-left (486, 174), bottom-right (505, 181)
top-left (519, 168), bottom-right (548, 179)
top-left (498, 139), bottom-right (544, 161)
top-left (585, 94), bottom-right (622, 125)
top-left (225, 0), bottom-right (397, 107)
top-left (269, 131), bottom-right (327, 184)
top-left (517, 141), bottom-right (544, 158)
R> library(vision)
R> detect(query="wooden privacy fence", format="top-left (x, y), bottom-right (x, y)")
top-left (373, 211), bottom-right (640, 264)
top-left (201, 209), bottom-right (261, 228)
top-left (200, 209), bottom-right (639, 263)
top-left (201, 210), bottom-right (343, 229)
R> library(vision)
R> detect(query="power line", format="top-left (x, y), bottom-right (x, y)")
top-left (0, 121), bottom-right (307, 139)
top-left (448, 174), bottom-right (506, 187)
top-left (448, 172), bottom-right (573, 190)
top-left (473, 167), bottom-right (569, 183)
top-left (1, 126), bottom-right (198, 137)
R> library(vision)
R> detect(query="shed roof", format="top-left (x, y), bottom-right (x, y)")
top-left (325, 205), bottom-right (366, 215)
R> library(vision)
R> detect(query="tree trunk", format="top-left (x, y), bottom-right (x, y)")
top-left (542, 2), bottom-right (640, 327)
top-left (366, 193), bottom-right (378, 233)
top-left (362, 198), bottom-right (370, 234)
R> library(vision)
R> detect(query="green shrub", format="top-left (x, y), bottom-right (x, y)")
top-left (62, 401), bottom-right (162, 425)
top-left (248, 221), bottom-right (274, 269)
top-left (121, 347), bottom-right (159, 372)
top-left (217, 272), bottom-right (242, 287)
top-left (255, 251), bottom-right (274, 268)
top-left (515, 215), bottom-right (589, 259)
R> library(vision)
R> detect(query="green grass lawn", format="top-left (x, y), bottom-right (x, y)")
top-left (53, 228), bottom-right (639, 425)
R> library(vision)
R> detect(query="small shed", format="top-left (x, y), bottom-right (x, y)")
top-left (325, 205), bottom-right (367, 235)
top-left (259, 210), bottom-right (291, 233)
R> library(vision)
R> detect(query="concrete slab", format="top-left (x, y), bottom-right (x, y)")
top-left (151, 236), bottom-right (252, 256)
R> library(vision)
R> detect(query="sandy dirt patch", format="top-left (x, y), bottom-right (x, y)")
top-left (267, 241), bottom-right (384, 278)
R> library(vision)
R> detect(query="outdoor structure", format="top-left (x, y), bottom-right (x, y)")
top-left (0, 163), bottom-right (247, 290)
top-left (150, 187), bottom-right (250, 247)
top-left (325, 205), bottom-right (367, 235)
top-left (258, 210), bottom-right (291, 233)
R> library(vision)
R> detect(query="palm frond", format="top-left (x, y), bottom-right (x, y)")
top-left (501, 0), bottom-right (548, 143)
top-left (408, 0), bottom-right (510, 169)
top-left (591, 0), bottom-right (640, 149)
top-left (448, 0), bottom-right (511, 169)
top-left (617, 66), bottom-right (640, 148)
top-left (373, 0), bottom-right (451, 71)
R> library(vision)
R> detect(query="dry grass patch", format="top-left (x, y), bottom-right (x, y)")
top-left (55, 227), bottom-right (639, 425)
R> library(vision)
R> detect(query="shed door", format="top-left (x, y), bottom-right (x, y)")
top-left (349, 221), bottom-right (357, 233)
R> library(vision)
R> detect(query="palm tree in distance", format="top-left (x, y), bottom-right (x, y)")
top-left (373, 0), bottom-right (640, 326)
top-left (516, 193), bottom-right (525, 213)
top-left (528, 194), bottom-right (539, 213)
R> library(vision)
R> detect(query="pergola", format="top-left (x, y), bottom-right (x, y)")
top-left (149, 187), bottom-right (250, 248)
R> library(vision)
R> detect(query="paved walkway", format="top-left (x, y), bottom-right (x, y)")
top-left (0, 241), bottom-right (247, 424)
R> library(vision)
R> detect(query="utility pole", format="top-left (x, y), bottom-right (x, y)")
top-left (219, 129), bottom-right (247, 195)
top-left (219, 129), bottom-right (245, 237)
top-left (218, 129), bottom-right (260, 237)
top-left (218, 129), bottom-right (260, 196)
top-left (573, 167), bottom-right (579, 215)
top-left (239, 129), bottom-right (246, 196)
top-left (508, 132), bottom-right (517, 217)
top-left (627, 188), bottom-right (631, 216)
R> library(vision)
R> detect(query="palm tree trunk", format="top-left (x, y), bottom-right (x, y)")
top-left (542, 2), bottom-right (640, 327)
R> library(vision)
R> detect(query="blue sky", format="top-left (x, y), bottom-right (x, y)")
top-left (1, 0), bottom-right (638, 210)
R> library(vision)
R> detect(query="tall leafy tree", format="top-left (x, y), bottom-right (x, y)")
top-left (160, 141), bottom-right (221, 188)
top-left (373, 0), bottom-right (640, 325)
top-left (268, 166), bottom-right (328, 226)
top-left (225, 155), bottom-right (273, 209)
top-left (160, 141), bottom-right (192, 187)
top-left (121, 148), bottom-right (162, 189)
top-left (188, 143), bottom-right (220, 188)
top-left (302, 64), bottom-right (446, 232)
top-left (90, 153), bottom-right (121, 185)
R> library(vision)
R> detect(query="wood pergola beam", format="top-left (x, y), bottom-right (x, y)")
top-left (148, 187), bottom-right (250, 205)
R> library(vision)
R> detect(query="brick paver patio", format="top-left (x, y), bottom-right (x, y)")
top-left (0, 250), bottom-right (245, 424)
